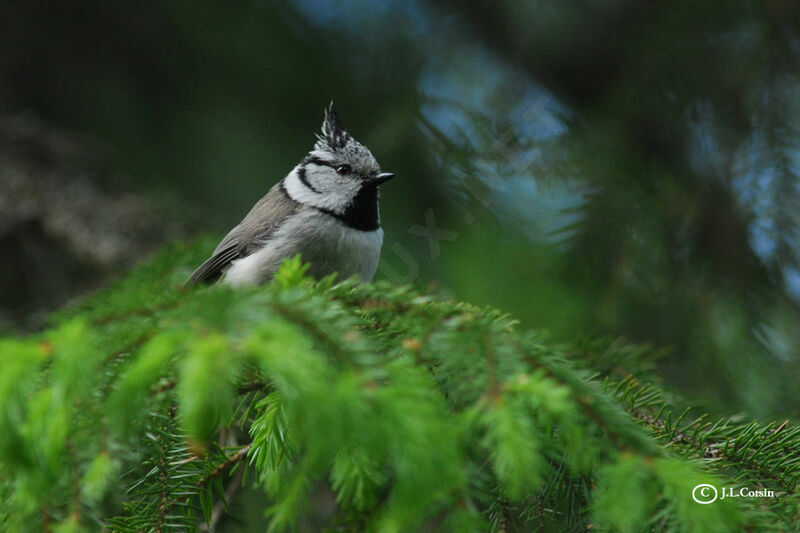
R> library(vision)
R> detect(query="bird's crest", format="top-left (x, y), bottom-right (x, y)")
top-left (317, 101), bottom-right (351, 151)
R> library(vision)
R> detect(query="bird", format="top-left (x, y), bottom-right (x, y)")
top-left (186, 102), bottom-right (394, 287)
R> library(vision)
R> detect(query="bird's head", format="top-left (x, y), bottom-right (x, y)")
top-left (284, 102), bottom-right (394, 215)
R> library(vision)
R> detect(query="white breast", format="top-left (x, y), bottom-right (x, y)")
top-left (223, 211), bottom-right (383, 286)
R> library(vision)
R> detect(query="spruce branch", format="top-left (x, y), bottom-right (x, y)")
top-left (1, 243), bottom-right (798, 531)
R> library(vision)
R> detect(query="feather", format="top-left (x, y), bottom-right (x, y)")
top-left (185, 182), bottom-right (300, 285)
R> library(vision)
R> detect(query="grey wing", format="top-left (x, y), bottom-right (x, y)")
top-left (185, 181), bottom-right (299, 286)
top-left (185, 228), bottom-right (243, 285)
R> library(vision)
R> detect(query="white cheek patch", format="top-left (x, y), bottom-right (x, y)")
top-left (284, 167), bottom-right (319, 206)
top-left (283, 165), bottom-right (359, 215)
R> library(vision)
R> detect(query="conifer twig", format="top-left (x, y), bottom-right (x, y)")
top-left (199, 443), bottom-right (252, 487)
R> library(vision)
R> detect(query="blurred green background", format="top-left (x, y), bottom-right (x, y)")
top-left (2, 0), bottom-right (799, 418)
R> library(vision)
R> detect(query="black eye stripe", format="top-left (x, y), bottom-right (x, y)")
top-left (296, 165), bottom-right (320, 193)
top-left (302, 155), bottom-right (336, 168)
top-left (301, 156), bottom-right (374, 179)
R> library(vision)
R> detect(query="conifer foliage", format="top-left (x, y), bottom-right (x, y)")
top-left (0, 241), bottom-right (798, 532)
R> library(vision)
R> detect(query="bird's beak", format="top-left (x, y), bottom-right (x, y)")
top-left (366, 172), bottom-right (395, 186)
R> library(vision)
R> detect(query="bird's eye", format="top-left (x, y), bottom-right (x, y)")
top-left (335, 164), bottom-right (352, 175)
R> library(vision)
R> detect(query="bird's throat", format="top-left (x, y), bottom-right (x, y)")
top-left (335, 184), bottom-right (380, 231)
